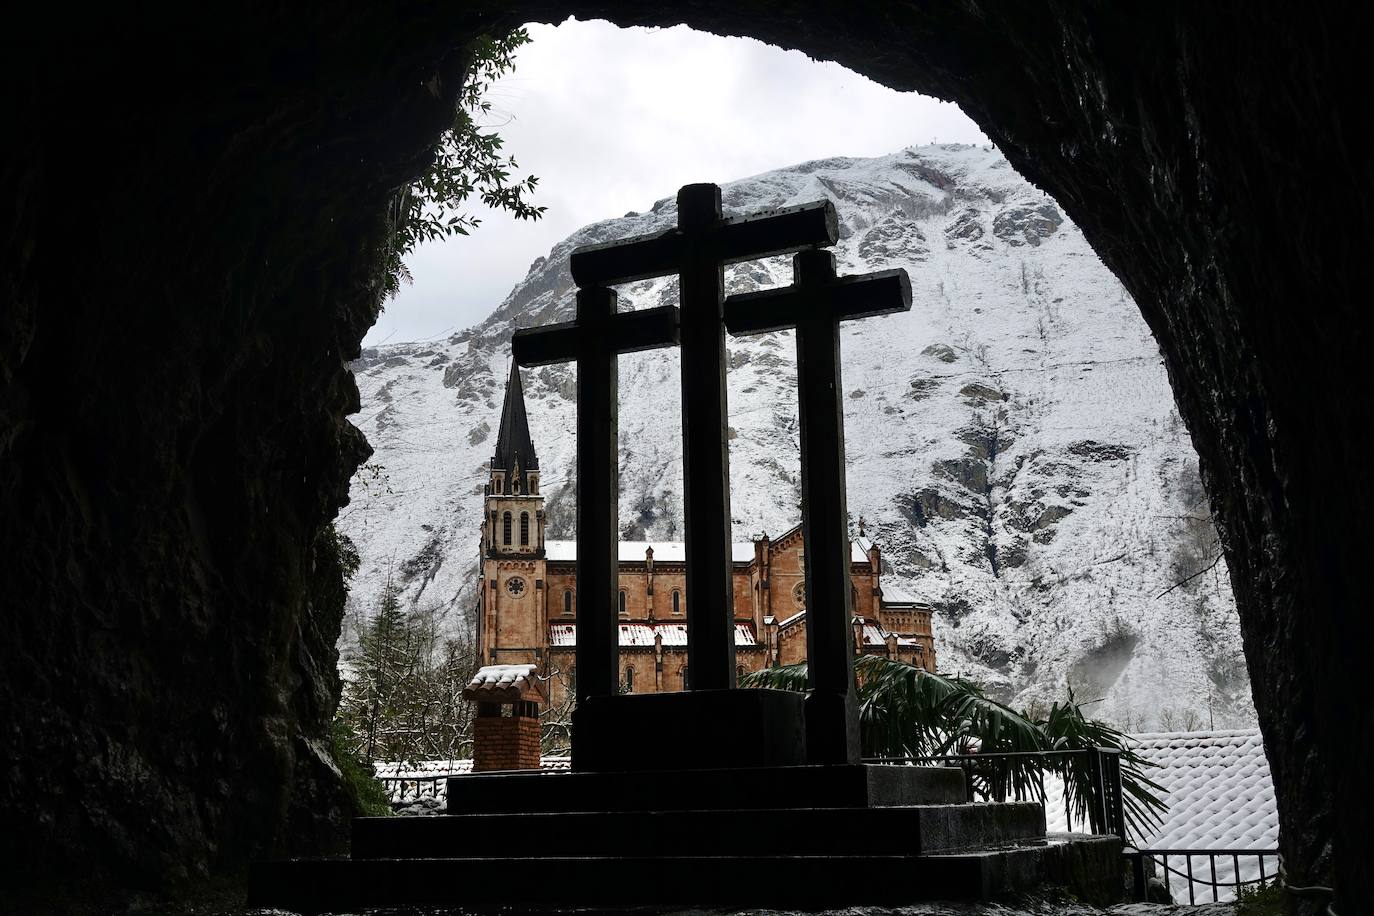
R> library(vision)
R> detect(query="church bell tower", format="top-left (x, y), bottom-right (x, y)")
top-left (477, 364), bottom-right (547, 665)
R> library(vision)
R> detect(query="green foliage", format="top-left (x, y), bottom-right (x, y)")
top-left (1234, 879), bottom-right (1286, 916)
top-left (382, 29), bottom-right (546, 299)
top-left (336, 577), bottom-right (477, 764)
top-left (1036, 689), bottom-right (1167, 842)
top-left (330, 718), bottom-right (391, 817)
top-left (741, 656), bottom-right (1167, 842)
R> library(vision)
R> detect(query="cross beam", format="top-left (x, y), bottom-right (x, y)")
top-left (724, 249), bottom-right (911, 764)
top-left (511, 290), bottom-right (679, 732)
top-left (569, 184), bottom-right (838, 690)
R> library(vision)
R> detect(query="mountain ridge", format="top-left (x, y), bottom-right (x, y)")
top-left (343, 143), bottom-right (1254, 731)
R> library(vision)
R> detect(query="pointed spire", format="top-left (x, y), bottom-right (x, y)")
top-left (493, 362), bottom-right (538, 474)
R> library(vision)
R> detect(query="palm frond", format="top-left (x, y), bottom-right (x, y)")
top-left (1037, 690), bottom-right (1168, 842)
top-left (742, 659), bottom-right (1169, 841)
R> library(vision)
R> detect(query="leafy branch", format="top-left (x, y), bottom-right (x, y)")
top-left (382, 29), bottom-right (546, 300)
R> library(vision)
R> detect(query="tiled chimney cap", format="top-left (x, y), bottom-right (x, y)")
top-left (463, 663), bottom-right (548, 704)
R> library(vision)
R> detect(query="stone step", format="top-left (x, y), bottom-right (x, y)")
top-left (353, 802), bottom-right (1045, 859)
top-left (247, 835), bottom-right (1123, 912)
top-left (445, 763), bottom-right (966, 814)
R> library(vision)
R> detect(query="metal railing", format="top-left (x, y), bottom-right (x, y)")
top-left (1129, 848), bottom-right (1280, 904)
top-left (377, 774), bottom-right (462, 805)
top-left (869, 749), bottom-right (1277, 904)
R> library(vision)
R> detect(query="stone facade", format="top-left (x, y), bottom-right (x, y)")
top-left (475, 368), bottom-right (936, 710)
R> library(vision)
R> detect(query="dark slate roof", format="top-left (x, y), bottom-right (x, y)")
top-left (493, 363), bottom-right (538, 473)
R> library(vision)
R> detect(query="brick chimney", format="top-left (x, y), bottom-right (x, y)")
top-left (464, 664), bottom-right (548, 772)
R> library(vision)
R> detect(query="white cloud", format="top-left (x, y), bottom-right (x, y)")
top-left (366, 18), bottom-right (988, 347)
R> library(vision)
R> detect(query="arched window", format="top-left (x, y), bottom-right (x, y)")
top-left (618, 590), bottom-right (627, 616)
top-left (624, 666), bottom-right (635, 692)
top-left (512, 476), bottom-right (520, 494)
top-left (681, 666), bottom-right (689, 689)
top-left (672, 590), bottom-right (681, 615)
top-left (736, 665), bottom-right (746, 680)
top-left (502, 511), bottom-right (512, 545)
top-left (568, 666), bottom-right (577, 695)
top-left (520, 512), bottom-right (530, 546)
top-left (489, 511), bottom-right (497, 543)
top-left (563, 589), bottom-right (573, 616)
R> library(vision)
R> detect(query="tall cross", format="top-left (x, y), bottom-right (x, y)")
top-left (511, 288), bottom-right (679, 722)
top-left (724, 248), bottom-right (911, 764)
top-left (570, 184), bottom-right (838, 690)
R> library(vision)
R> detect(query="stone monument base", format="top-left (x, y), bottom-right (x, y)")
top-left (570, 687), bottom-right (805, 771)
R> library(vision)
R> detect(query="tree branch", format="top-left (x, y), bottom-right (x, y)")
top-left (1156, 553), bottom-right (1224, 598)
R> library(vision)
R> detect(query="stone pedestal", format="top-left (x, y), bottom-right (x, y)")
top-left (570, 687), bottom-right (806, 772)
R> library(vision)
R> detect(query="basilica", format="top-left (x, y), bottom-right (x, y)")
top-left (476, 367), bottom-right (936, 708)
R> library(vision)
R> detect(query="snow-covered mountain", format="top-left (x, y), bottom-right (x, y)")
top-left (342, 144), bottom-right (1254, 731)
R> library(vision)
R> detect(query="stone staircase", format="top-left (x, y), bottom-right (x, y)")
top-left (249, 764), bottom-right (1122, 912)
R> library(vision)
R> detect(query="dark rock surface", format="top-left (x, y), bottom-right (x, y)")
top-left (1, 2), bottom-right (1369, 913)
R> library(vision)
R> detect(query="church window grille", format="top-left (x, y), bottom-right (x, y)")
top-left (563, 589), bottom-right (573, 615)
top-left (624, 667), bottom-right (634, 692)
top-left (520, 512), bottom-right (530, 546)
top-left (618, 590), bottom-right (627, 616)
top-left (672, 590), bottom-right (681, 614)
top-left (503, 512), bottom-right (512, 545)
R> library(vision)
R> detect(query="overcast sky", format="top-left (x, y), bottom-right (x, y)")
top-left (365, 18), bottom-right (989, 347)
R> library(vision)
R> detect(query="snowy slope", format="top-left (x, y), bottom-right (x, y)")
top-left (341, 144), bottom-right (1254, 730)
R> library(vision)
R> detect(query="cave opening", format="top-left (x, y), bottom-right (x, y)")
top-left (3, 5), bottom-right (1368, 913)
top-left (356, 17), bottom-right (1251, 747)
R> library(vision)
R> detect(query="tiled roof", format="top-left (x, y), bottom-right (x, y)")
top-left (880, 583), bottom-right (922, 605)
top-left (462, 663), bottom-right (548, 703)
top-left (1042, 729), bottom-right (1277, 903)
top-left (548, 623), bottom-right (756, 647)
top-left (1131, 729), bottom-right (1277, 851)
top-left (543, 539), bottom-right (872, 564)
top-left (466, 663), bottom-right (538, 691)
top-left (544, 540), bottom-right (756, 563)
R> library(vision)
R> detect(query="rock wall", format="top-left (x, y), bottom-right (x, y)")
top-left (2, 2), bottom-right (1367, 911)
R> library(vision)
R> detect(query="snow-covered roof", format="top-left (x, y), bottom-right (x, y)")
top-left (545, 540), bottom-right (756, 563)
top-left (880, 583), bottom-right (923, 605)
top-left (543, 539), bottom-right (871, 564)
top-left (1131, 729), bottom-right (1277, 850)
top-left (1042, 729), bottom-right (1277, 903)
top-left (462, 663), bottom-right (547, 703)
top-left (548, 623), bottom-right (756, 647)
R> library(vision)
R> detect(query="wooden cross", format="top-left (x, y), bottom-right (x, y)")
top-left (724, 248), bottom-right (911, 764)
top-left (570, 184), bottom-right (838, 690)
top-left (511, 288), bottom-right (679, 715)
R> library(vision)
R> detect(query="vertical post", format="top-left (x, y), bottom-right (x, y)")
top-left (1108, 750), bottom-right (1127, 839)
top-left (677, 183), bottom-right (736, 690)
top-left (1132, 853), bottom-right (1148, 901)
top-left (574, 288), bottom-right (620, 710)
top-left (794, 250), bottom-right (860, 764)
